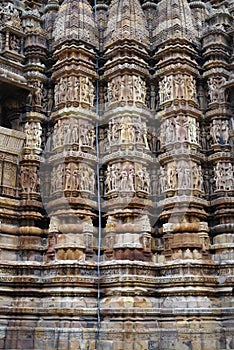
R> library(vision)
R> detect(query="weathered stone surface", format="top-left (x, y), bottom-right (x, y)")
top-left (0, 0), bottom-right (234, 349)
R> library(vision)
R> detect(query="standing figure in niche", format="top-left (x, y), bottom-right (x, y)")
top-left (221, 120), bottom-right (229, 144)
top-left (175, 114), bottom-right (188, 142)
top-left (174, 74), bottom-right (185, 99)
top-left (225, 163), bottom-right (233, 190)
top-left (185, 76), bottom-right (196, 100)
top-left (159, 167), bottom-right (167, 192)
top-left (128, 166), bottom-right (135, 191)
top-left (211, 120), bottom-right (220, 144)
top-left (120, 168), bottom-right (128, 191)
top-left (64, 166), bottom-right (72, 190)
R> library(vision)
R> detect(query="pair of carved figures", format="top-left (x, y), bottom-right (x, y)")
top-left (27, 81), bottom-right (44, 107)
top-left (160, 115), bottom-right (199, 145)
top-left (105, 162), bottom-right (150, 194)
top-left (20, 166), bottom-right (39, 193)
top-left (9, 33), bottom-right (20, 52)
top-left (210, 119), bottom-right (229, 145)
top-left (214, 162), bottom-right (233, 191)
top-left (207, 76), bottom-right (226, 104)
top-left (107, 117), bottom-right (149, 149)
top-left (52, 119), bottom-right (95, 150)
top-left (106, 75), bottom-right (146, 104)
top-left (51, 162), bottom-right (95, 194)
top-left (159, 74), bottom-right (196, 103)
top-left (0, 2), bottom-right (21, 30)
top-left (25, 122), bottom-right (42, 149)
top-left (159, 162), bottom-right (203, 192)
top-left (54, 76), bottom-right (94, 107)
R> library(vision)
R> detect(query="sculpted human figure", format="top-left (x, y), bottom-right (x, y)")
top-left (67, 76), bottom-right (74, 101)
top-left (55, 164), bottom-right (64, 191)
top-left (56, 120), bottom-right (64, 146)
top-left (192, 164), bottom-right (200, 189)
top-left (112, 122), bottom-right (119, 143)
top-left (165, 119), bottom-right (175, 143)
top-left (136, 167), bottom-right (144, 190)
top-left (215, 162), bottom-right (224, 190)
top-left (128, 124), bottom-right (135, 143)
top-left (88, 128), bottom-right (95, 148)
top-left (105, 166), bottom-right (111, 193)
top-left (159, 79), bottom-right (166, 103)
top-left (33, 81), bottom-right (43, 106)
top-left (143, 169), bottom-right (150, 193)
top-left (218, 76), bottom-right (226, 102)
top-left (120, 168), bottom-right (128, 191)
top-left (127, 75), bottom-right (133, 100)
top-left (32, 122), bottom-right (42, 148)
top-left (110, 165), bottom-right (117, 190)
top-left (59, 77), bottom-right (67, 103)
top-left (89, 168), bottom-right (95, 193)
top-left (72, 164), bottom-right (79, 190)
top-left (128, 166), bottom-right (135, 191)
top-left (73, 77), bottom-right (79, 101)
top-left (80, 77), bottom-right (90, 103)
top-left (150, 129), bottom-right (157, 152)
top-left (225, 163), bottom-right (233, 190)
top-left (188, 118), bottom-right (197, 143)
top-left (25, 122), bottom-right (32, 148)
top-left (88, 80), bottom-right (95, 106)
top-left (47, 89), bottom-right (54, 113)
top-left (211, 120), bottom-right (221, 144)
top-left (29, 167), bottom-right (38, 192)
top-left (20, 166), bottom-right (30, 192)
top-left (159, 121), bottom-right (166, 146)
top-left (159, 76), bottom-right (173, 103)
top-left (185, 167), bottom-right (191, 188)
top-left (207, 77), bottom-right (217, 102)
top-left (120, 121), bottom-right (128, 143)
top-left (143, 127), bottom-right (149, 149)
top-left (71, 122), bottom-right (79, 144)
top-left (167, 163), bottom-right (177, 189)
top-left (135, 123), bottom-right (142, 143)
top-left (64, 166), bottom-right (72, 190)
top-left (54, 83), bottom-right (59, 106)
top-left (174, 74), bottom-right (185, 99)
top-left (83, 167), bottom-right (90, 191)
top-left (185, 76), bottom-right (196, 100)
top-left (175, 114), bottom-right (188, 142)
top-left (177, 164), bottom-right (186, 188)
top-left (159, 167), bottom-right (167, 192)
top-left (221, 120), bottom-right (229, 144)
top-left (10, 34), bottom-right (20, 51)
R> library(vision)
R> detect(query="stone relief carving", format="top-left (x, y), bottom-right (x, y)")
top-left (106, 75), bottom-right (146, 105)
top-left (159, 161), bottom-right (203, 193)
top-left (207, 76), bottom-right (226, 103)
top-left (51, 119), bottom-right (95, 151)
top-left (31, 81), bottom-right (43, 107)
top-left (20, 166), bottom-right (40, 193)
top-left (210, 119), bottom-right (230, 145)
top-left (214, 162), bottom-right (234, 191)
top-left (54, 76), bottom-right (94, 107)
top-left (9, 34), bottom-right (20, 52)
top-left (160, 116), bottom-right (199, 146)
top-left (50, 163), bottom-right (95, 195)
top-left (106, 116), bottom-right (153, 150)
top-left (159, 74), bottom-right (196, 104)
top-left (0, 2), bottom-right (21, 30)
top-left (104, 162), bottom-right (150, 196)
top-left (25, 122), bottom-right (42, 149)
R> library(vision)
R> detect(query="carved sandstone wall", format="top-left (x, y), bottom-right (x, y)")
top-left (0, 1), bottom-right (234, 350)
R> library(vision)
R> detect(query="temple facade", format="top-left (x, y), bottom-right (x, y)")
top-left (0, 0), bottom-right (234, 349)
